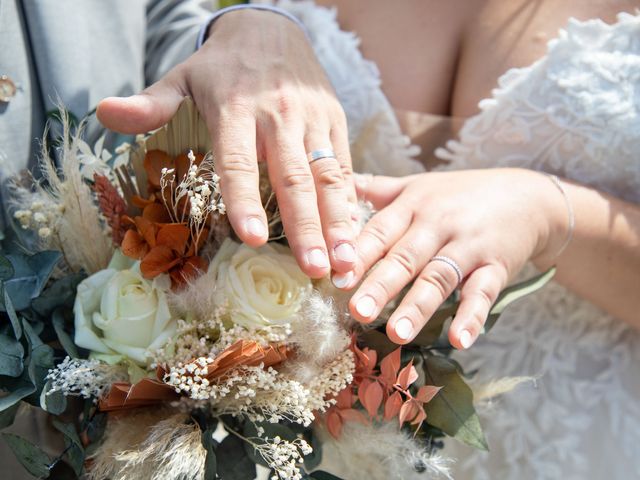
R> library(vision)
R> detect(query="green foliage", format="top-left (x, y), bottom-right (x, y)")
top-left (40, 380), bottom-right (67, 415)
top-left (0, 402), bottom-right (21, 429)
top-left (421, 355), bottom-right (488, 451)
top-left (0, 333), bottom-right (25, 377)
top-left (0, 255), bottom-right (14, 281)
top-left (1, 433), bottom-right (52, 478)
top-left (52, 419), bottom-right (85, 476)
top-left (52, 309), bottom-right (80, 358)
top-left (483, 267), bottom-right (556, 332)
top-left (216, 433), bottom-right (257, 479)
top-left (0, 251), bottom-right (61, 311)
top-left (201, 427), bottom-right (218, 480)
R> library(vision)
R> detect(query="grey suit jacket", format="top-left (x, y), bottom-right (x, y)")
top-left (0, 0), bottom-right (212, 239)
top-left (0, 1), bottom-right (212, 476)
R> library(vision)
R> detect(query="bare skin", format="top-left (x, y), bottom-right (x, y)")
top-left (98, 1), bottom-right (640, 348)
top-left (321, 0), bottom-right (640, 346)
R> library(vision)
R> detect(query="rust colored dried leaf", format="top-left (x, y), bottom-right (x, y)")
top-left (140, 245), bottom-right (180, 278)
top-left (338, 408), bottom-right (369, 425)
top-left (380, 347), bottom-right (402, 385)
top-left (399, 399), bottom-right (420, 425)
top-left (415, 385), bottom-right (442, 404)
top-left (142, 202), bottom-right (172, 224)
top-left (384, 391), bottom-right (403, 421)
top-left (396, 360), bottom-right (418, 390)
top-left (157, 223), bottom-right (190, 254)
top-left (361, 380), bottom-right (383, 418)
top-left (98, 378), bottom-right (177, 412)
top-left (144, 150), bottom-right (173, 189)
top-left (134, 216), bottom-right (158, 248)
top-left (326, 410), bottom-right (343, 439)
top-left (121, 229), bottom-right (149, 260)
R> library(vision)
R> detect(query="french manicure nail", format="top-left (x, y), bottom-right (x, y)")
top-left (355, 295), bottom-right (377, 318)
top-left (245, 217), bottom-right (266, 238)
top-left (460, 329), bottom-right (473, 349)
top-left (334, 242), bottom-right (356, 263)
top-left (332, 271), bottom-right (354, 289)
top-left (395, 317), bottom-right (414, 340)
top-left (307, 248), bottom-right (329, 269)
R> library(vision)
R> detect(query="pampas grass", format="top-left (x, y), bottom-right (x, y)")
top-left (88, 409), bottom-right (206, 480)
top-left (314, 420), bottom-right (452, 480)
top-left (21, 109), bottom-right (113, 273)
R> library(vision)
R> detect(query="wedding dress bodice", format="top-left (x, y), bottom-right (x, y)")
top-left (278, 2), bottom-right (640, 478)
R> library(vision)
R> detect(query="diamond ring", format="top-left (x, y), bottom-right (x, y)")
top-left (430, 255), bottom-right (463, 285)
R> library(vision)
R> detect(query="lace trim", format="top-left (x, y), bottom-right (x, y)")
top-left (435, 12), bottom-right (640, 204)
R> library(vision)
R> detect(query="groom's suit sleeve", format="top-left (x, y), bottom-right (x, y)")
top-left (143, 0), bottom-right (212, 85)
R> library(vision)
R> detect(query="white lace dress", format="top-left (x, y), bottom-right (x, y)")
top-left (277, 2), bottom-right (640, 478)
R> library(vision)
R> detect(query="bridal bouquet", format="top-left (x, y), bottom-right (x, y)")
top-left (0, 100), bottom-right (552, 480)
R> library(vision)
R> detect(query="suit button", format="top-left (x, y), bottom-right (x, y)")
top-left (0, 76), bottom-right (17, 103)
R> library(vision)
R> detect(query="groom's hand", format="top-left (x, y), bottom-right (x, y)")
top-left (97, 8), bottom-right (357, 279)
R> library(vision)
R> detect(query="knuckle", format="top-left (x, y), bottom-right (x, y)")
top-left (419, 268), bottom-right (456, 300)
top-left (280, 164), bottom-right (315, 190)
top-left (289, 217), bottom-right (322, 239)
top-left (219, 152), bottom-right (257, 176)
top-left (387, 245), bottom-right (419, 278)
top-left (314, 164), bottom-right (344, 189)
top-left (264, 90), bottom-right (301, 124)
top-left (366, 277), bottom-right (394, 302)
top-left (360, 220), bottom-right (389, 249)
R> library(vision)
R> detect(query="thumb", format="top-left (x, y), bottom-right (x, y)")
top-left (97, 73), bottom-right (186, 134)
top-left (354, 173), bottom-right (412, 209)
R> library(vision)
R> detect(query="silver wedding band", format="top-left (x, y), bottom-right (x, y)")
top-left (307, 148), bottom-right (336, 164)
top-left (430, 255), bottom-right (463, 285)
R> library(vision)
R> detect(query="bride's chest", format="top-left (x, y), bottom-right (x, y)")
top-left (317, 0), bottom-right (637, 118)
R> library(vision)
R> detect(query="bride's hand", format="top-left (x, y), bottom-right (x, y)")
top-left (335, 169), bottom-right (568, 349)
top-left (97, 8), bottom-right (356, 279)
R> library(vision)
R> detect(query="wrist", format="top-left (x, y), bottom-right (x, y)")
top-left (200, 5), bottom-right (306, 47)
top-left (530, 171), bottom-right (574, 268)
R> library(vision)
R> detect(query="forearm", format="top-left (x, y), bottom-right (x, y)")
top-left (534, 177), bottom-right (640, 327)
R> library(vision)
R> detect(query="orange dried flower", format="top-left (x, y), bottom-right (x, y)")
top-left (93, 173), bottom-right (128, 244)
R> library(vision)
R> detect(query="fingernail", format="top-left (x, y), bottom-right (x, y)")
top-left (307, 248), bottom-right (329, 269)
top-left (355, 295), bottom-right (377, 318)
top-left (395, 317), bottom-right (414, 340)
top-left (334, 242), bottom-right (356, 263)
top-left (332, 271), bottom-right (354, 289)
top-left (245, 217), bottom-right (266, 238)
top-left (460, 329), bottom-right (473, 349)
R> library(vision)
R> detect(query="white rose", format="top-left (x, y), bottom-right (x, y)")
top-left (74, 250), bottom-right (176, 366)
top-left (210, 239), bottom-right (312, 328)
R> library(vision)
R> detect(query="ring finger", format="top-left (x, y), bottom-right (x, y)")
top-left (349, 226), bottom-right (443, 324)
top-left (305, 130), bottom-right (357, 273)
top-left (386, 244), bottom-right (477, 344)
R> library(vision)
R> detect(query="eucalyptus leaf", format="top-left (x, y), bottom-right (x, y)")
top-left (3, 287), bottom-right (22, 339)
top-left (484, 267), bottom-right (556, 333)
top-left (26, 344), bottom-right (55, 404)
top-left (201, 428), bottom-right (218, 480)
top-left (52, 310), bottom-right (79, 359)
top-left (22, 318), bottom-right (44, 350)
top-left (216, 433), bottom-right (257, 479)
top-left (1, 251), bottom-right (62, 311)
top-left (2, 432), bottom-right (52, 478)
top-left (40, 381), bottom-right (67, 415)
top-left (421, 355), bottom-right (488, 451)
top-left (32, 273), bottom-right (84, 317)
top-left (0, 371), bottom-right (36, 411)
top-left (303, 429), bottom-right (323, 472)
top-left (0, 255), bottom-right (14, 281)
top-left (53, 420), bottom-right (84, 476)
top-left (0, 401), bottom-right (21, 429)
top-left (0, 334), bottom-right (25, 377)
